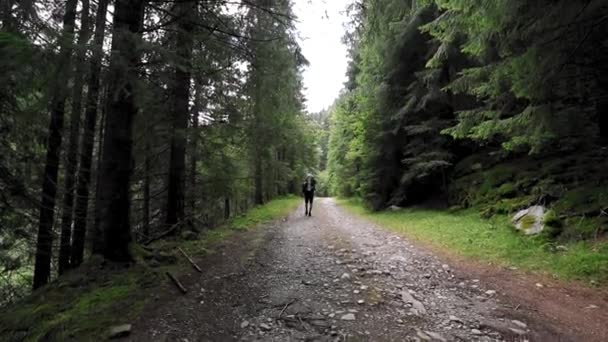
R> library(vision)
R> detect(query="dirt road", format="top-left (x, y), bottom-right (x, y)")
top-left (132, 198), bottom-right (607, 341)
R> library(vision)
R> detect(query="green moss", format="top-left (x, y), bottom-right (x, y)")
top-left (0, 264), bottom-right (157, 341)
top-left (540, 210), bottom-right (563, 239)
top-left (543, 209), bottom-right (561, 228)
top-left (519, 214), bottom-right (536, 230)
top-left (479, 196), bottom-right (533, 218)
top-left (497, 182), bottom-right (517, 198)
top-left (560, 216), bottom-right (607, 241)
top-left (553, 186), bottom-right (608, 216)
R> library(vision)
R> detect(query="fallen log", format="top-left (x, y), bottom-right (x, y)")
top-left (166, 271), bottom-right (187, 294)
top-left (178, 247), bottom-right (202, 273)
top-left (143, 222), bottom-right (180, 245)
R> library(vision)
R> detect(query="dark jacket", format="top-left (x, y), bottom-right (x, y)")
top-left (302, 177), bottom-right (316, 193)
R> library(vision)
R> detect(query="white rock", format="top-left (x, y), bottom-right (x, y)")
top-left (108, 324), bottom-right (132, 339)
top-left (509, 328), bottom-right (526, 335)
top-left (357, 300), bottom-right (365, 305)
top-left (340, 313), bottom-right (356, 321)
top-left (449, 315), bottom-right (463, 323)
top-left (416, 331), bottom-right (432, 340)
top-left (425, 331), bottom-right (447, 342)
top-left (485, 290), bottom-right (496, 296)
top-left (512, 205), bottom-right (546, 235)
top-left (259, 323), bottom-right (271, 331)
top-left (240, 321), bottom-right (250, 329)
top-left (341, 273), bottom-right (351, 280)
top-left (471, 329), bottom-right (482, 335)
top-left (511, 320), bottom-right (527, 329)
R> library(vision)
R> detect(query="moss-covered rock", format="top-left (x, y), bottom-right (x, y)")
top-left (512, 206), bottom-right (546, 235)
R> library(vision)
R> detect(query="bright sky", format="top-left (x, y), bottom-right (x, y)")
top-left (293, 0), bottom-right (352, 114)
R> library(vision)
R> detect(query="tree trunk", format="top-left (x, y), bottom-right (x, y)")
top-left (58, 0), bottom-right (91, 275)
top-left (143, 119), bottom-right (151, 238)
top-left (165, 1), bottom-right (195, 229)
top-left (70, 0), bottom-right (110, 267)
top-left (32, 0), bottom-right (78, 290)
top-left (90, 87), bottom-right (107, 255)
top-left (94, 0), bottom-right (145, 262)
top-left (224, 197), bottom-right (230, 220)
top-left (189, 78), bottom-right (205, 215)
top-left (254, 156), bottom-right (264, 205)
top-left (189, 113), bottom-right (198, 216)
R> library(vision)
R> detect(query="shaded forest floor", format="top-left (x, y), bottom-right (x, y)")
top-left (0, 197), bottom-right (302, 341)
top-left (133, 198), bottom-right (608, 341)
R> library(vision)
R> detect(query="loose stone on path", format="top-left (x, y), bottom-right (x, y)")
top-left (340, 313), bottom-right (356, 321)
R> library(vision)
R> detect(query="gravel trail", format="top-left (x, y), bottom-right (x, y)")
top-left (132, 198), bottom-right (601, 341)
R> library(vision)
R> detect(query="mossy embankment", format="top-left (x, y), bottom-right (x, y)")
top-left (0, 196), bottom-right (301, 341)
top-left (448, 149), bottom-right (608, 241)
top-left (338, 198), bottom-right (608, 285)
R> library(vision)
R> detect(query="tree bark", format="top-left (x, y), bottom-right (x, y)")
top-left (254, 156), bottom-right (264, 205)
top-left (189, 78), bottom-right (205, 215)
top-left (70, 0), bottom-right (110, 267)
top-left (189, 111), bottom-right (198, 216)
top-left (94, 0), bottom-right (145, 262)
top-left (143, 118), bottom-right (151, 238)
top-left (32, 0), bottom-right (78, 290)
top-left (58, 0), bottom-right (91, 275)
top-left (224, 197), bottom-right (230, 220)
top-left (165, 1), bottom-right (195, 229)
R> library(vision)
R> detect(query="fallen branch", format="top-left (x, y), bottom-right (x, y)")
top-left (166, 272), bottom-right (187, 294)
top-left (143, 223), bottom-right (180, 245)
top-left (278, 298), bottom-right (297, 318)
top-left (178, 247), bottom-right (202, 273)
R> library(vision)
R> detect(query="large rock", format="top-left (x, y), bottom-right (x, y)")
top-left (108, 324), bottom-right (131, 339)
top-left (512, 205), bottom-right (546, 235)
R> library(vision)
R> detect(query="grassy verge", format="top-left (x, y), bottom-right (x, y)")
top-left (0, 195), bottom-right (301, 341)
top-left (338, 198), bottom-right (608, 285)
top-left (229, 195), bottom-right (301, 230)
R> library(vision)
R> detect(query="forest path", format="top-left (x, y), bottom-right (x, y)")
top-left (131, 198), bottom-right (605, 342)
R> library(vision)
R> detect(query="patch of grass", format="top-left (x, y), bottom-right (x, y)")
top-left (338, 199), bottom-right (608, 285)
top-left (230, 195), bottom-right (301, 230)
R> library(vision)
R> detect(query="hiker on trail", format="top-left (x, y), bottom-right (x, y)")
top-left (302, 173), bottom-right (316, 216)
